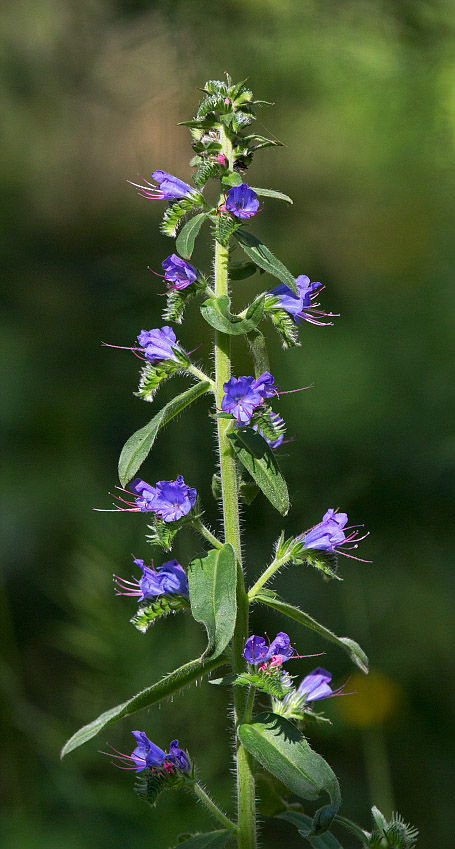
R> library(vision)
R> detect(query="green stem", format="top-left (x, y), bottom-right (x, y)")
top-left (248, 554), bottom-right (290, 600)
top-left (187, 364), bottom-right (216, 392)
top-left (192, 518), bottom-right (224, 550)
top-left (214, 124), bottom-right (256, 849)
top-left (191, 781), bottom-right (237, 831)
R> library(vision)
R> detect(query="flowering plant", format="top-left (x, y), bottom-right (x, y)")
top-left (62, 76), bottom-right (417, 849)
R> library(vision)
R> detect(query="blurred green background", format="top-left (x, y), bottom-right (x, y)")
top-left (2, 0), bottom-right (454, 846)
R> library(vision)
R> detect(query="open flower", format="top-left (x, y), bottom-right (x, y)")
top-left (106, 731), bottom-right (190, 774)
top-left (137, 327), bottom-right (180, 363)
top-left (221, 372), bottom-right (278, 424)
top-left (114, 558), bottom-right (188, 600)
top-left (269, 275), bottom-right (336, 326)
top-left (243, 632), bottom-right (295, 667)
top-left (129, 170), bottom-right (196, 201)
top-left (162, 254), bottom-right (198, 290)
top-left (130, 476), bottom-right (197, 522)
top-left (298, 509), bottom-right (369, 559)
top-left (225, 184), bottom-right (259, 219)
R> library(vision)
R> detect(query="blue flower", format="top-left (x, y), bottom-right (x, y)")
top-left (114, 558), bottom-right (189, 600)
top-left (269, 275), bottom-right (335, 326)
top-left (162, 254), bottom-right (198, 290)
top-left (243, 632), bottom-right (294, 667)
top-left (137, 327), bottom-right (180, 362)
top-left (299, 509), bottom-right (369, 559)
top-left (129, 170), bottom-right (196, 200)
top-left (106, 731), bottom-right (191, 774)
top-left (295, 668), bottom-right (337, 702)
top-left (225, 184), bottom-right (259, 219)
top-left (221, 372), bottom-right (278, 424)
top-left (129, 476), bottom-right (197, 522)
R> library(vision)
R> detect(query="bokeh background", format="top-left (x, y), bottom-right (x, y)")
top-left (2, 0), bottom-right (455, 847)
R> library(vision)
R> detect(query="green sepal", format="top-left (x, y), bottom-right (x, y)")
top-left (160, 195), bottom-right (205, 238)
top-left (252, 407), bottom-right (286, 444)
top-left (174, 832), bottom-right (232, 849)
top-left (135, 765), bottom-right (189, 807)
top-left (229, 260), bottom-right (258, 280)
top-left (136, 353), bottom-right (189, 403)
top-left (145, 510), bottom-right (196, 552)
top-left (255, 591), bottom-right (369, 674)
top-left (192, 159), bottom-right (224, 188)
top-left (227, 427), bottom-right (290, 516)
top-left (200, 294), bottom-right (264, 335)
top-left (264, 295), bottom-right (300, 348)
top-left (130, 595), bottom-right (190, 633)
top-left (234, 230), bottom-right (298, 294)
top-left (162, 272), bottom-right (210, 324)
top-left (60, 653), bottom-right (228, 757)
top-left (279, 812), bottom-right (344, 848)
top-left (300, 549), bottom-right (341, 581)
top-left (221, 172), bottom-right (243, 187)
top-left (188, 544), bottom-right (237, 659)
top-left (250, 187), bottom-right (293, 205)
top-left (118, 381), bottom-right (211, 487)
top-left (176, 212), bottom-right (207, 258)
top-left (216, 213), bottom-right (242, 247)
top-left (209, 669), bottom-right (293, 701)
top-left (238, 713), bottom-right (341, 829)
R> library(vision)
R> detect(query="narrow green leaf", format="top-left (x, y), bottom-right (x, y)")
top-left (228, 427), bottom-right (289, 516)
top-left (61, 654), bottom-right (228, 758)
top-left (255, 592), bottom-right (369, 674)
top-left (118, 381), bottom-right (211, 487)
top-left (238, 713), bottom-right (341, 812)
top-left (250, 187), bottom-right (293, 205)
top-left (176, 212), bottom-right (207, 259)
top-left (279, 813), bottom-right (344, 848)
top-left (188, 544), bottom-right (237, 659)
top-left (201, 294), bottom-right (264, 336)
top-left (175, 832), bottom-right (231, 849)
top-left (234, 230), bottom-right (298, 294)
top-left (229, 261), bottom-right (258, 281)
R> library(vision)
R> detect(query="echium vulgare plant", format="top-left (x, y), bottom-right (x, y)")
top-left (62, 76), bottom-right (418, 849)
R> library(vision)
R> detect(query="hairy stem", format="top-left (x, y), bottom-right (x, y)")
top-left (191, 782), bottom-right (237, 831)
top-left (214, 124), bottom-right (256, 849)
top-left (248, 554), bottom-right (291, 600)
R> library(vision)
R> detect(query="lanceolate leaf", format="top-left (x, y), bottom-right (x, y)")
top-left (234, 230), bottom-right (298, 294)
top-left (188, 544), bottom-right (237, 659)
top-left (279, 813), bottom-right (344, 848)
top-left (175, 832), bottom-right (232, 848)
top-left (60, 654), bottom-right (227, 758)
top-left (176, 212), bottom-right (207, 259)
top-left (228, 427), bottom-right (289, 516)
top-left (250, 187), bottom-right (293, 205)
top-left (201, 294), bottom-right (264, 335)
top-left (255, 592), bottom-right (369, 674)
top-left (118, 381), bottom-right (211, 487)
top-left (238, 713), bottom-right (341, 824)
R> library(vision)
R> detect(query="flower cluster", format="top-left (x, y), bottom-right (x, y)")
top-left (114, 558), bottom-right (188, 601)
top-left (109, 731), bottom-right (190, 774)
top-left (268, 274), bottom-right (336, 327)
top-left (243, 631), bottom-right (295, 670)
top-left (221, 371), bottom-right (278, 424)
top-left (130, 476), bottom-right (197, 522)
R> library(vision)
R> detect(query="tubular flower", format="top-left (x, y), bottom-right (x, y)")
top-left (106, 731), bottom-right (190, 774)
top-left (225, 184), bottom-right (259, 219)
top-left (114, 558), bottom-right (189, 601)
top-left (137, 327), bottom-right (180, 363)
top-left (243, 632), bottom-right (295, 668)
top-left (130, 476), bottom-right (197, 522)
top-left (269, 274), bottom-right (336, 326)
top-left (128, 170), bottom-right (197, 201)
top-left (221, 372), bottom-right (278, 424)
top-left (161, 254), bottom-right (198, 290)
top-left (294, 667), bottom-right (346, 703)
top-left (299, 509), bottom-right (369, 559)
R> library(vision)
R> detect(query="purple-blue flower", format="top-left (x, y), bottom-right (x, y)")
top-left (225, 184), bottom-right (259, 219)
top-left (295, 668), bottom-right (336, 702)
top-left (106, 731), bottom-right (190, 774)
top-left (243, 632), bottom-right (294, 667)
top-left (299, 509), bottom-right (369, 559)
top-left (221, 372), bottom-right (278, 424)
top-left (114, 558), bottom-right (189, 600)
top-left (269, 274), bottom-right (336, 326)
top-left (128, 170), bottom-right (196, 201)
top-left (162, 254), bottom-right (198, 290)
top-left (129, 476), bottom-right (197, 522)
top-left (137, 326), bottom-right (180, 363)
